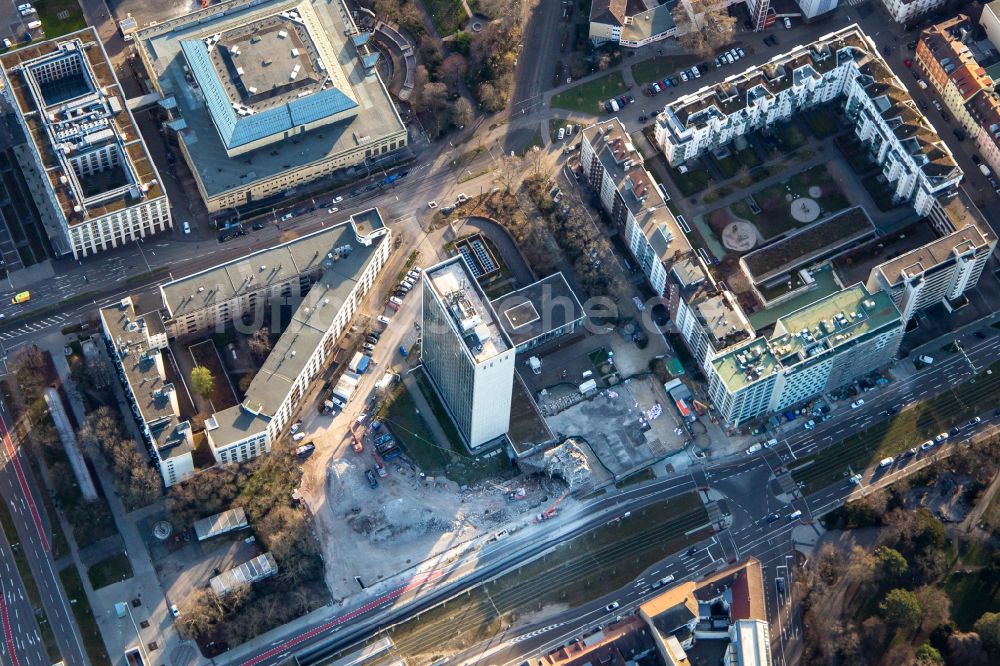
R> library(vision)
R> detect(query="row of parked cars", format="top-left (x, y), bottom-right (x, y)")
top-left (715, 47), bottom-right (746, 68)
top-left (386, 267), bottom-right (421, 314)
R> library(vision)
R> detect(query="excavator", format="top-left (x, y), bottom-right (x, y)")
top-left (487, 480), bottom-right (527, 501)
top-left (535, 490), bottom-right (569, 522)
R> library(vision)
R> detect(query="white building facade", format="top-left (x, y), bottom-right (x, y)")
top-left (880, 0), bottom-right (944, 25)
top-left (655, 25), bottom-right (961, 216)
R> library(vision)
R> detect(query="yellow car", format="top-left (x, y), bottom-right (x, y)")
top-left (10, 291), bottom-right (29, 305)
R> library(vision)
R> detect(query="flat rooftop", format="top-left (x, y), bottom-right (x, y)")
top-left (873, 222), bottom-right (991, 285)
top-left (741, 207), bottom-right (876, 284)
top-left (0, 28), bottom-right (164, 225)
top-left (427, 257), bottom-right (511, 363)
top-left (136, 0), bottom-right (405, 195)
top-left (490, 272), bottom-right (584, 349)
top-left (714, 284), bottom-right (901, 392)
top-left (195, 212), bottom-right (386, 446)
top-left (100, 298), bottom-right (192, 460)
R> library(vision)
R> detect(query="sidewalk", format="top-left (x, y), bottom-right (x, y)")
top-left (42, 330), bottom-right (205, 666)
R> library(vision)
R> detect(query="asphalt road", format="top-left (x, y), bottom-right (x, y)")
top-left (0, 402), bottom-right (87, 666)
top-left (0, 527), bottom-right (48, 666)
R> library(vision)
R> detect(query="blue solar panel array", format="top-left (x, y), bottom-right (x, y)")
top-left (180, 38), bottom-right (357, 151)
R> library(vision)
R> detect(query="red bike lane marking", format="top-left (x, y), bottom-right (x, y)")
top-left (0, 584), bottom-right (21, 666)
top-left (240, 570), bottom-right (445, 666)
top-left (0, 413), bottom-right (49, 554)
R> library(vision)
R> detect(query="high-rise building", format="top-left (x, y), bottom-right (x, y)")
top-left (421, 256), bottom-right (516, 450)
top-left (867, 191), bottom-right (996, 321)
top-left (0, 28), bottom-right (171, 259)
top-left (654, 25), bottom-right (962, 216)
top-left (708, 285), bottom-right (904, 427)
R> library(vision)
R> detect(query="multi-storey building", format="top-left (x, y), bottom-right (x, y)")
top-left (981, 0), bottom-right (1000, 50)
top-left (708, 285), bottom-right (904, 427)
top-left (421, 256), bottom-right (516, 450)
top-left (161, 210), bottom-right (389, 464)
top-left (796, 0), bottom-right (839, 20)
top-left (100, 298), bottom-right (195, 487)
top-left (655, 25), bottom-right (962, 216)
top-left (967, 92), bottom-right (1000, 177)
top-left (916, 15), bottom-right (993, 138)
top-left (867, 191), bottom-right (996, 322)
top-left (589, 0), bottom-right (677, 48)
top-left (880, 0), bottom-right (944, 25)
top-left (134, 0), bottom-right (407, 213)
top-left (104, 210), bottom-right (389, 486)
top-left (0, 28), bottom-right (170, 259)
top-left (581, 118), bottom-right (687, 296)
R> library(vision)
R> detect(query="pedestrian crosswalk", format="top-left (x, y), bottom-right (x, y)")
top-left (846, 0), bottom-right (867, 6)
top-left (0, 313), bottom-right (70, 341)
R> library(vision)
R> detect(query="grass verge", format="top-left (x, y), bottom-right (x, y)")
top-left (87, 551), bottom-right (134, 590)
top-left (944, 569), bottom-right (1000, 630)
top-left (550, 72), bottom-right (627, 114)
top-left (377, 492), bottom-right (710, 662)
top-left (0, 500), bottom-right (61, 663)
top-left (35, 0), bottom-right (86, 38)
top-left (424, 0), bottom-right (467, 35)
top-left (59, 564), bottom-right (109, 665)
top-left (789, 360), bottom-right (1000, 493)
top-left (630, 55), bottom-right (700, 86)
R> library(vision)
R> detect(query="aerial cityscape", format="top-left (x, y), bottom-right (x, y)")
top-left (3, 1), bottom-right (1000, 666)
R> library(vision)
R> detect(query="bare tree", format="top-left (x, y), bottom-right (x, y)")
top-left (672, 0), bottom-right (738, 58)
top-left (248, 328), bottom-right (272, 363)
top-left (494, 153), bottom-right (522, 194)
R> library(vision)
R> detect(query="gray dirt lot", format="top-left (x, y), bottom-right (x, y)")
top-left (108, 0), bottom-right (201, 27)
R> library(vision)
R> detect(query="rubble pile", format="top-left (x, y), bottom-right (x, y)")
top-left (521, 439), bottom-right (592, 491)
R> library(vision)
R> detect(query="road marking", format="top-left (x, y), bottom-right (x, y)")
top-left (0, 414), bottom-right (48, 554)
top-left (0, 581), bottom-right (20, 666)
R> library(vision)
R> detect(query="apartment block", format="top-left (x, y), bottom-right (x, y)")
top-left (0, 28), bottom-right (171, 259)
top-left (867, 191), bottom-right (997, 322)
top-left (421, 256), bottom-right (516, 450)
top-left (100, 298), bottom-right (195, 488)
top-left (708, 285), bottom-right (904, 427)
top-left (880, 0), bottom-right (944, 25)
top-left (916, 15), bottom-right (994, 137)
top-left (655, 25), bottom-right (961, 216)
top-left (796, 0), bottom-right (839, 20)
top-left (581, 118), bottom-right (686, 296)
top-left (134, 0), bottom-right (407, 212)
top-left (589, 0), bottom-right (677, 48)
top-left (669, 256), bottom-right (754, 374)
top-left (967, 92), bottom-right (1000, 177)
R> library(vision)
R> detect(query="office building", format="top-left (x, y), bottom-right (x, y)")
top-left (134, 0), bottom-right (407, 212)
top-left (100, 297), bottom-right (195, 488)
top-left (489, 272), bottom-right (586, 354)
top-left (589, 0), bottom-right (677, 48)
top-left (880, 0), bottom-right (944, 25)
top-left (581, 118), bottom-right (687, 296)
top-left (162, 210), bottom-right (389, 464)
top-left (421, 256), bottom-right (516, 450)
top-left (867, 191), bottom-right (996, 321)
top-left (708, 285), bottom-right (904, 427)
top-left (654, 25), bottom-right (962, 216)
top-left (0, 28), bottom-right (171, 259)
top-left (104, 210), bottom-right (389, 486)
top-left (915, 15), bottom-right (994, 138)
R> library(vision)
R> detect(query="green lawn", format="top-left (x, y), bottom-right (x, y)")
top-left (549, 118), bottom-right (574, 142)
top-left (0, 500), bottom-right (61, 663)
top-left (777, 124), bottom-right (808, 150)
top-left (59, 565), bottom-right (109, 666)
top-left (630, 55), bottom-right (700, 86)
top-left (35, 0), bottom-right (86, 38)
top-left (424, 0), bottom-right (467, 36)
top-left (750, 164), bottom-right (848, 239)
top-left (944, 570), bottom-right (1000, 630)
top-left (669, 165), bottom-right (712, 197)
top-left (551, 71), bottom-right (627, 114)
top-left (87, 551), bottom-right (134, 590)
top-left (804, 109), bottom-right (840, 139)
top-left (789, 360), bottom-right (1000, 493)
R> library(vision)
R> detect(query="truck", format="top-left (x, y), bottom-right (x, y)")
top-left (378, 445), bottom-right (401, 460)
top-left (332, 371), bottom-right (361, 402)
top-left (348, 352), bottom-right (371, 374)
top-left (980, 164), bottom-right (992, 177)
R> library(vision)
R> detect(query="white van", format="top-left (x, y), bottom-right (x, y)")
top-left (745, 443), bottom-right (763, 455)
top-left (389, 296), bottom-right (403, 306)
top-left (27, 20), bottom-right (41, 30)
top-left (788, 510), bottom-right (803, 521)
top-left (557, 128), bottom-right (565, 141)
top-left (878, 456), bottom-right (894, 468)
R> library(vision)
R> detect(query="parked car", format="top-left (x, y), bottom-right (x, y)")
top-left (680, 70), bottom-right (688, 82)
top-left (363, 342), bottom-right (375, 351)
top-left (851, 399), bottom-right (865, 409)
top-left (182, 221), bottom-right (191, 234)
top-left (784, 16), bottom-right (791, 28)
top-left (736, 47), bottom-right (745, 58)
top-left (377, 315), bottom-right (392, 325)
top-left (920, 440), bottom-right (935, 452)
top-left (365, 469), bottom-right (378, 488)
top-left (292, 432), bottom-right (306, 441)
top-left (252, 221), bottom-right (266, 230)
top-left (280, 212), bottom-right (293, 221)
top-left (374, 463), bottom-right (387, 478)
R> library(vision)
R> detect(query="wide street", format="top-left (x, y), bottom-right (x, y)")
top-left (0, 400), bottom-right (88, 666)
